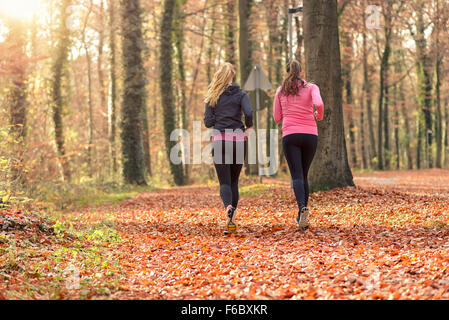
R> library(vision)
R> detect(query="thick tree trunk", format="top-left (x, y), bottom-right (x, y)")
top-left (51, 0), bottom-right (72, 182)
top-left (160, 0), bottom-right (185, 185)
top-left (303, 0), bottom-right (354, 191)
top-left (120, 0), bottom-right (147, 185)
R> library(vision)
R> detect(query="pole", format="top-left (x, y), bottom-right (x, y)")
top-left (255, 66), bottom-right (262, 182)
top-left (288, 13), bottom-right (293, 61)
top-left (256, 87), bottom-right (262, 183)
top-left (288, 7), bottom-right (302, 62)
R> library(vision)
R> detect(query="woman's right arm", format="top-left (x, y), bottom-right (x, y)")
top-left (241, 93), bottom-right (253, 128)
top-left (204, 103), bottom-right (215, 128)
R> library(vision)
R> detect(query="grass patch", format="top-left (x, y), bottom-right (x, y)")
top-left (240, 183), bottom-right (276, 197)
top-left (30, 179), bottom-right (165, 211)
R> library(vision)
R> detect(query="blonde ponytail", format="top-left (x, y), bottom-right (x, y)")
top-left (205, 63), bottom-right (236, 107)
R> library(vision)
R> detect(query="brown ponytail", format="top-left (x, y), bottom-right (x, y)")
top-left (281, 60), bottom-right (306, 96)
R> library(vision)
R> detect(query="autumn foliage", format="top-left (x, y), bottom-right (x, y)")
top-left (2, 169), bottom-right (449, 300)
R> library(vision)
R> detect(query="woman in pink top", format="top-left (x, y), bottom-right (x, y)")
top-left (273, 60), bottom-right (324, 230)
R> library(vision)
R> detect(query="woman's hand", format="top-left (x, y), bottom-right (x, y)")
top-left (314, 111), bottom-right (322, 121)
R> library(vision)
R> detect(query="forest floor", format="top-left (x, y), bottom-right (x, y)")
top-left (1, 169), bottom-right (449, 299)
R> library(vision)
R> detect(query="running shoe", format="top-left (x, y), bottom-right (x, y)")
top-left (224, 205), bottom-right (237, 235)
top-left (296, 207), bottom-right (310, 230)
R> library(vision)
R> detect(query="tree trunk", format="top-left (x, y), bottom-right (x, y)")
top-left (303, 0), bottom-right (354, 191)
top-left (434, 1), bottom-right (442, 168)
top-left (120, 0), bottom-right (147, 185)
top-left (238, 0), bottom-right (256, 175)
top-left (160, 0), bottom-right (185, 185)
top-left (266, 0), bottom-right (280, 175)
top-left (292, 0), bottom-right (303, 62)
top-left (97, 0), bottom-right (107, 145)
top-left (377, 28), bottom-right (391, 170)
top-left (206, 1), bottom-right (217, 84)
top-left (393, 83), bottom-right (400, 170)
top-left (225, 0), bottom-right (237, 65)
top-left (400, 84), bottom-right (413, 170)
top-left (50, 0), bottom-right (72, 182)
top-left (109, 0), bottom-right (118, 174)
top-left (175, 0), bottom-right (189, 181)
top-left (414, 7), bottom-right (433, 168)
top-left (362, 25), bottom-right (376, 166)
top-left (340, 30), bottom-right (357, 169)
top-left (82, 1), bottom-right (94, 177)
top-left (238, 0), bottom-right (252, 85)
top-left (444, 98), bottom-right (449, 167)
top-left (7, 22), bottom-right (28, 184)
top-left (360, 99), bottom-right (368, 170)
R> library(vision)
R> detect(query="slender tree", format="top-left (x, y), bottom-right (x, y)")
top-left (120, 0), bottom-right (147, 185)
top-left (174, 0), bottom-right (189, 181)
top-left (224, 0), bottom-right (237, 65)
top-left (362, 6), bottom-right (376, 165)
top-left (340, 28), bottom-right (357, 169)
top-left (239, 0), bottom-right (256, 175)
top-left (6, 21), bottom-right (28, 184)
top-left (411, 2), bottom-right (434, 169)
top-left (160, 0), bottom-right (185, 185)
top-left (109, 0), bottom-right (118, 173)
top-left (81, 1), bottom-right (94, 177)
top-left (50, 0), bottom-right (72, 182)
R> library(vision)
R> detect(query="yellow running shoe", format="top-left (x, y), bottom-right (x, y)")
top-left (224, 205), bottom-right (237, 235)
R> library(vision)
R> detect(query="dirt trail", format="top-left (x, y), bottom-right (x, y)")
top-left (103, 169), bottom-right (449, 299)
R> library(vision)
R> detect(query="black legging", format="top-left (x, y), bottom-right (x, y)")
top-left (282, 133), bottom-right (318, 210)
top-left (212, 140), bottom-right (247, 209)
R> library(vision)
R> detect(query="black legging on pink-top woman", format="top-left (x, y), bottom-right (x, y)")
top-left (273, 60), bottom-right (324, 221)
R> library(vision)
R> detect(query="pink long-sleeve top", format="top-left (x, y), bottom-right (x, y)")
top-left (273, 81), bottom-right (324, 137)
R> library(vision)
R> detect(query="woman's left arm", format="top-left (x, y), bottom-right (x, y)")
top-left (273, 87), bottom-right (283, 124)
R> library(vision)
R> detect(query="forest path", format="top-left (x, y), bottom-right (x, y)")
top-left (95, 169), bottom-right (449, 299)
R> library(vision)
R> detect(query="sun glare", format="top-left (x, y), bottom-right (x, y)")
top-left (0, 0), bottom-right (42, 21)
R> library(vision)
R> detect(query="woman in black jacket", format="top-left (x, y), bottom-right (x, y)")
top-left (204, 63), bottom-right (253, 235)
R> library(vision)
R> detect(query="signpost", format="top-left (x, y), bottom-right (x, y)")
top-left (288, 6), bottom-right (303, 61)
top-left (244, 65), bottom-right (272, 181)
top-left (288, 6), bottom-right (303, 188)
